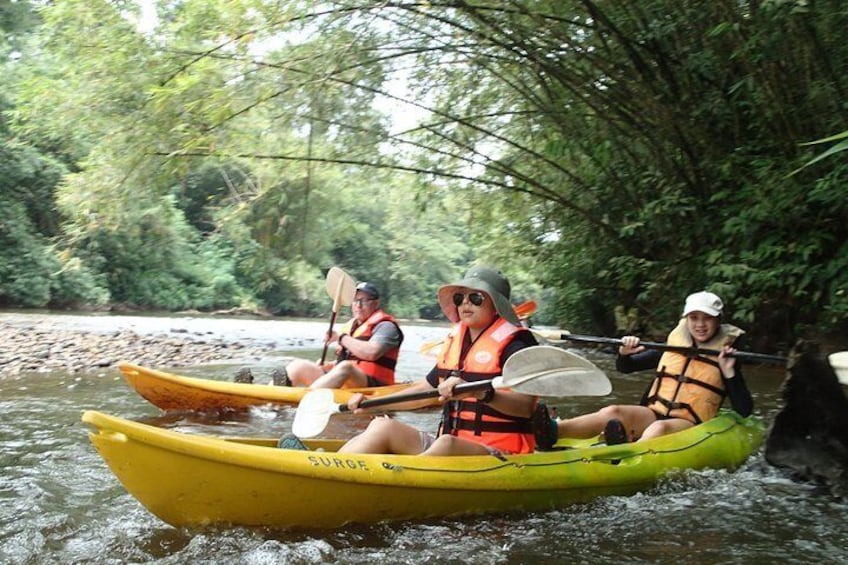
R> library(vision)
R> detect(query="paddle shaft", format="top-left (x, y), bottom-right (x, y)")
top-left (557, 333), bottom-right (787, 364)
top-left (319, 310), bottom-right (338, 365)
top-left (338, 380), bottom-right (493, 413)
top-left (320, 273), bottom-right (349, 365)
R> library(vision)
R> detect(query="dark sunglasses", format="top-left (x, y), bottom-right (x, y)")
top-left (452, 292), bottom-right (485, 307)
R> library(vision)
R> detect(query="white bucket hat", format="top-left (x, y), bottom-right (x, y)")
top-left (682, 291), bottom-right (724, 317)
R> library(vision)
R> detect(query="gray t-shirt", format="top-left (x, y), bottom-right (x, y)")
top-left (369, 320), bottom-right (402, 349)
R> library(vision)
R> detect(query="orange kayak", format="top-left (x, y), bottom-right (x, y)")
top-left (118, 362), bottom-right (415, 412)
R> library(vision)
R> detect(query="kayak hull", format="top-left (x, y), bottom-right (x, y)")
top-left (83, 410), bottom-right (763, 529)
top-left (118, 362), bottom-right (412, 411)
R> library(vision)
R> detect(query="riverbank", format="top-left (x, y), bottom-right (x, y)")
top-left (0, 318), bottom-right (277, 377)
top-left (0, 311), bottom-right (447, 378)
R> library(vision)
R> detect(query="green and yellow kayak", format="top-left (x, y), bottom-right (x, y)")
top-left (83, 410), bottom-right (763, 529)
top-left (118, 362), bottom-right (414, 411)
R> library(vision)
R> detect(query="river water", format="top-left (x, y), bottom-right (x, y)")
top-left (1, 312), bottom-right (846, 564)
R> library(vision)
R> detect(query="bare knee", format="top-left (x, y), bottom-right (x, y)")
top-left (640, 419), bottom-right (692, 441)
top-left (597, 405), bottom-right (625, 420)
top-left (286, 359), bottom-right (323, 386)
top-left (423, 435), bottom-right (459, 455)
top-left (364, 416), bottom-right (397, 435)
top-left (333, 360), bottom-right (356, 376)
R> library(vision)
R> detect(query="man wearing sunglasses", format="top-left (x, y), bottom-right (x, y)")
top-left (282, 281), bottom-right (404, 389)
top-left (337, 266), bottom-right (541, 456)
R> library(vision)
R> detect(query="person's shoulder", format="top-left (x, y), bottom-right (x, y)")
top-left (505, 328), bottom-right (538, 351)
top-left (515, 328), bottom-right (539, 346)
top-left (373, 319), bottom-right (402, 336)
top-left (376, 310), bottom-right (402, 324)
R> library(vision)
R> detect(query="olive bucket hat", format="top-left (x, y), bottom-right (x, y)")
top-left (437, 266), bottom-right (520, 325)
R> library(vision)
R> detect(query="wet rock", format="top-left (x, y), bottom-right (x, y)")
top-left (765, 341), bottom-right (848, 496)
top-left (0, 320), bottom-right (277, 377)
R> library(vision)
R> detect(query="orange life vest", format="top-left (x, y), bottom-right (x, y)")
top-left (434, 318), bottom-right (536, 454)
top-left (646, 319), bottom-right (744, 424)
top-left (339, 310), bottom-right (403, 385)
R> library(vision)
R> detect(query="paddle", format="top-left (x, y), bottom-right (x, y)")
top-left (538, 331), bottom-right (848, 386)
top-left (292, 345), bottom-right (612, 438)
top-left (828, 352), bottom-right (848, 385)
top-left (535, 330), bottom-right (798, 364)
top-left (419, 300), bottom-right (539, 357)
top-left (514, 300), bottom-right (538, 320)
top-left (320, 267), bottom-right (356, 365)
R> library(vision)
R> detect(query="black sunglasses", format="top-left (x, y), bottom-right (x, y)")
top-left (452, 292), bottom-right (485, 307)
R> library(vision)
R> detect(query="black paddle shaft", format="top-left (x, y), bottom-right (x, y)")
top-left (319, 310), bottom-right (339, 365)
top-left (559, 334), bottom-right (787, 365)
top-left (339, 380), bottom-right (494, 413)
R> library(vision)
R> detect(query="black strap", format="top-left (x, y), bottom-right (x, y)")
top-left (647, 396), bottom-right (703, 425)
top-left (434, 368), bottom-right (497, 382)
top-left (646, 369), bottom-right (727, 425)
top-left (447, 417), bottom-right (534, 435)
top-left (440, 400), bottom-right (533, 436)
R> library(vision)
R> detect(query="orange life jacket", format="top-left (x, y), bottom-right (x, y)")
top-left (339, 310), bottom-right (403, 385)
top-left (434, 318), bottom-right (536, 454)
top-left (645, 319), bottom-right (743, 424)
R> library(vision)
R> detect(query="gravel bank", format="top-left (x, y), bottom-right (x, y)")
top-left (0, 320), bottom-right (277, 376)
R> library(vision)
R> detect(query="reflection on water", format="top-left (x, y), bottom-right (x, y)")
top-left (1, 314), bottom-right (847, 563)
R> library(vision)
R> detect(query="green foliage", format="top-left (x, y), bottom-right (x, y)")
top-left (0, 197), bottom-right (54, 306)
top-left (0, 195), bottom-right (109, 308)
top-left (396, 0), bottom-right (848, 343)
top-left (67, 197), bottom-right (251, 311)
top-left (48, 251), bottom-right (111, 309)
top-left (0, 140), bottom-right (66, 235)
top-left (2, 0), bottom-right (846, 350)
top-left (793, 130), bottom-right (848, 174)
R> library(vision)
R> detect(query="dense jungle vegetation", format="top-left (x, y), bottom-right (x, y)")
top-left (1, 1), bottom-right (846, 349)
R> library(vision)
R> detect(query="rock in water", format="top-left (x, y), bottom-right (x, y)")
top-left (765, 342), bottom-right (848, 495)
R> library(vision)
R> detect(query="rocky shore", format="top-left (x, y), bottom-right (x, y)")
top-left (0, 320), bottom-right (277, 377)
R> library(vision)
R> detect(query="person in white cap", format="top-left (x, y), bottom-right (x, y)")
top-left (539, 291), bottom-right (753, 448)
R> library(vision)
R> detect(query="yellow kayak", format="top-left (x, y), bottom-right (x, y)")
top-left (83, 410), bottom-right (763, 529)
top-left (118, 362), bottom-right (414, 411)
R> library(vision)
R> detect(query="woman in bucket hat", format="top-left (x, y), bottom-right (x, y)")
top-left (333, 266), bottom-right (541, 456)
top-left (538, 291), bottom-right (754, 448)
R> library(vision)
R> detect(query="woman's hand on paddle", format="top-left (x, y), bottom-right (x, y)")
top-left (619, 335), bottom-right (645, 356)
top-left (437, 375), bottom-right (479, 402)
top-left (346, 392), bottom-right (366, 413)
top-left (718, 345), bottom-right (737, 377)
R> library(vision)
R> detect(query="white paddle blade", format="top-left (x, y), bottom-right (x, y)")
top-left (292, 389), bottom-right (340, 438)
top-left (501, 345), bottom-right (612, 397)
top-left (828, 352), bottom-right (848, 386)
top-left (325, 267), bottom-right (356, 307)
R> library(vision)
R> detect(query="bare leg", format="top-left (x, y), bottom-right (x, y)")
top-left (337, 417), bottom-right (425, 454)
top-left (309, 360), bottom-right (369, 389)
top-left (285, 359), bottom-right (325, 387)
top-left (422, 435), bottom-right (491, 456)
top-left (556, 404), bottom-right (658, 441)
top-left (639, 418), bottom-right (693, 441)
